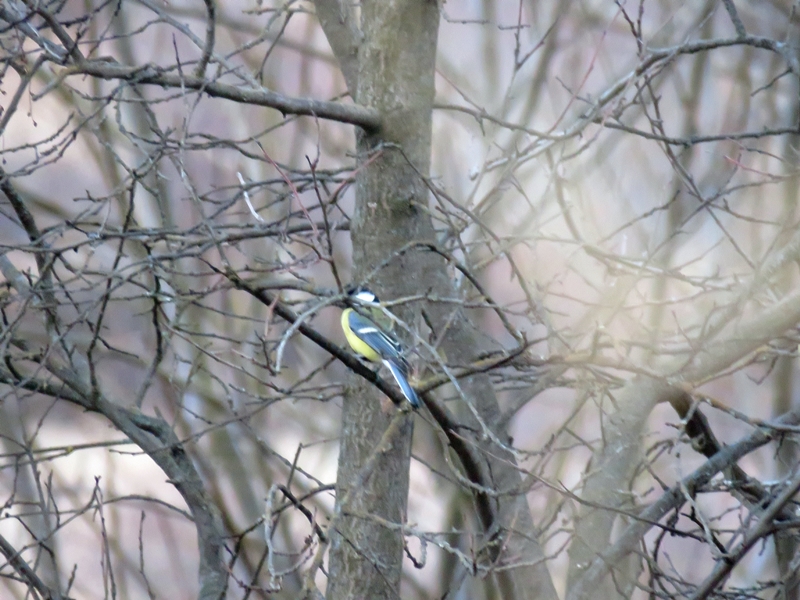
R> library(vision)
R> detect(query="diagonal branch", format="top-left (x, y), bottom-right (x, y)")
top-left (52, 59), bottom-right (380, 131)
top-left (313, 0), bottom-right (361, 95)
top-left (220, 269), bottom-right (502, 545)
top-left (1, 171), bottom-right (227, 600)
top-left (566, 406), bottom-right (800, 600)
top-left (0, 533), bottom-right (74, 600)
top-left (567, 281), bottom-right (800, 596)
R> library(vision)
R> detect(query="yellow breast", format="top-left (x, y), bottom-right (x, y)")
top-left (342, 308), bottom-right (381, 362)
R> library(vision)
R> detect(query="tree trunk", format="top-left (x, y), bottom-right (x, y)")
top-left (324, 2), bottom-right (559, 598)
top-left (325, 2), bottom-right (440, 599)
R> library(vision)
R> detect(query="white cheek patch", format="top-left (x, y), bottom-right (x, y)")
top-left (354, 290), bottom-right (377, 303)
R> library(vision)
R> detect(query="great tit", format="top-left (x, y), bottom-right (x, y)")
top-left (341, 287), bottom-right (420, 408)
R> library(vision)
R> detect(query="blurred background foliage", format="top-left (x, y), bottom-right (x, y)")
top-left (1, 0), bottom-right (800, 598)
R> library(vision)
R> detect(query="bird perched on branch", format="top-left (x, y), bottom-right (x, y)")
top-left (340, 287), bottom-right (420, 408)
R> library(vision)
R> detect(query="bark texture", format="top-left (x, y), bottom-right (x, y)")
top-left (323, 2), bottom-right (559, 598)
top-left (325, 2), bottom-right (440, 599)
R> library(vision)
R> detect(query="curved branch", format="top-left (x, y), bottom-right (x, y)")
top-left (49, 59), bottom-right (381, 131)
top-left (567, 406), bottom-right (800, 600)
top-left (1, 171), bottom-right (227, 600)
top-left (567, 282), bottom-right (800, 595)
top-left (220, 269), bottom-right (500, 539)
top-left (195, 0), bottom-right (216, 78)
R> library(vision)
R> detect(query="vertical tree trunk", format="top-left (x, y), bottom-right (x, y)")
top-left (325, 3), bottom-right (560, 598)
top-left (325, 2), bottom-right (440, 599)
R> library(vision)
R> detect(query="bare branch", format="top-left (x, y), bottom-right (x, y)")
top-left (54, 59), bottom-right (381, 130)
top-left (0, 533), bottom-right (73, 600)
top-left (313, 0), bottom-right (360, 95)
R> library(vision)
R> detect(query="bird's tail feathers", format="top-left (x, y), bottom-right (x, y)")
top-left (383, 360), bottom-right (420, 408)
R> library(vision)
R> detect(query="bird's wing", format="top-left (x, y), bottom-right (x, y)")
top-left (347, 310), bottom-right (420, 408)
top-left (347, 310), bottom-right (409, 370)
